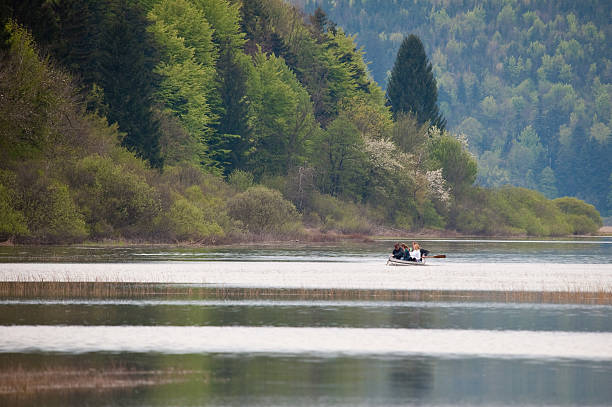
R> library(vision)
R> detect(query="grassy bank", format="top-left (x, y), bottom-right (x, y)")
top-left (2, 282), bottom-right (610, 305)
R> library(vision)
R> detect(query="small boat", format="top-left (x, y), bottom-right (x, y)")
top-left (386, 256), bottom-right (427, 266)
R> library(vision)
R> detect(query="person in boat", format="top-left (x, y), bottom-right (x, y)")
top-left (405, 241), bottom-right (424, 262)
top-left (391, 243), bottom-right (404, 259)
top-left (415, 241), bottom-right (430, 258)
top-left (401, 243), bottom-right (412, 260)
top-left (410, 242), bottom-right (422, 262)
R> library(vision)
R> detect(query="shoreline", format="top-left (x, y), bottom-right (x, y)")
top-left (0, 228), bottom-right (609, 248)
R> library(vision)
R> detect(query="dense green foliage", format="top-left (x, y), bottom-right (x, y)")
top-left (227, 186), bottom-right (302, 235)
top-left (293, 0), bottom-right (612, 216)
top-left (454, 187), bottom-right (602, 236)
top-left (0, 0), bottom-right (603, 243)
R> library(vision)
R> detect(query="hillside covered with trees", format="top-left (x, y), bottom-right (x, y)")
top-left (293, 0), bottom-right (612, 217)
top-left (0, 0), bottom-right (603, 243)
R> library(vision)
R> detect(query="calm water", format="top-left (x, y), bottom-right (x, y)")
top-left (3, 353), bottom-right (611, 407)
top-left (1, 239), bottom-right (611, 406)
top-left (0, 238), bottom-right (611, 263)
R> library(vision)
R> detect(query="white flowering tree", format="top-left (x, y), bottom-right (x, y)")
top-left (425, 169), bottom-right (451, 206)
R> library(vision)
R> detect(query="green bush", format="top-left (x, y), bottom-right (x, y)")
top-left (307, 193), bottom-right (373, 234)
top-left (159, 164), bottom-right (205, 193)
top-left (554, 197), bottom-right (602, 234)
top-left (422, 201), bottom-right (446, 229)
top-left (71, 155), bottom-right (160, 237)
top-left (227, 186), bottom-right (302, 235)
top-left (22, 178), bottom-right (88, 243)
top-left (454, 210), bottom-right (485, 234)
top-left (488, 187), bottom-right (570, 236)
top-left (164, 197), bottom-right (224, 241)
top-left (454, 186), bottom-right (573, 236)
top-left (0, 183), bottom-right (29, 238)
top-left (227, 170), bottom-right (254, 192)
top-left (152, 167), bottom-right (235, 242)
top-left (565, 214), bottom-right (598, 235)
top-left (453, 189), bottom-right (500, 235)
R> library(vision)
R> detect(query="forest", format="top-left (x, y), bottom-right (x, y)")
top-left (0, 0), bottom-right (603, 243)
top-left (293, 0), bottom-right (612, 217)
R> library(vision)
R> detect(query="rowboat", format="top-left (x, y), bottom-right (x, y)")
top-left (386, 256), bottom-right (427, 266)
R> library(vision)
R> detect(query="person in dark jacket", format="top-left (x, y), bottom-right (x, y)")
top-left (391, 243), bottom-right (404, 259)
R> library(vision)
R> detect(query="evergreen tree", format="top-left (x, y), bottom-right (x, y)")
top-left (51, 0), bottom-right (100, 79)
top-left (212, 43), bottom-right (252, 173)
top-left (97, 0), bottom-right (163, 168)
top-left (539, 166), bottom-right (558, 198)
top-left (240, 0), bottom-right (269, 55)
top-left (310, 6), bottom-right (328, 37)
top-left (456, 76), bottom-right (466, 104)
top-left (0, 0), bottom-right (59, 48)
top-left (386, 34), bottom-right (446, 130)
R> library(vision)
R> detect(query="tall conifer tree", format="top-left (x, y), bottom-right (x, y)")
top-left (386, 34), bottom-right (446, 130)
top-left (212, 43), bottom-right (251, 173)
top-left (97, 0), bottom-right (163, 168)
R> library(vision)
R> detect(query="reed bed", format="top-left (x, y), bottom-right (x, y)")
top-left (0, 365), bottom-right (200, 395)
top-left (0, 281), bottom-right (181, 299)
top-left (1, 281), bottom-right (611, 304)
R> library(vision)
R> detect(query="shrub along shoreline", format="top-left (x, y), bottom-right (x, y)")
top-left (0, 225), bottom-right (608, 247)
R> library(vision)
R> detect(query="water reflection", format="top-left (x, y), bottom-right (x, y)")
top-left (2, 353), bottom-right (610, 406)
top-left (2, 300), bottom-right (611, 332)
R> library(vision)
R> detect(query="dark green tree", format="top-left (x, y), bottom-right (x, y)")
top-left (50, 0), bottom-right (100, 79)
top-left (240, 0), bottom-right (270, 55)
top-left (0, 0), bottom-right (59, 48)
top-left (212, 43), bottom-right (252, 173)
top-left (386, 34), bottom-right (446, 130)
top-left (96, 0), bottom-right (163, 168)
top-left (310, 6), bottom-right (328, 37)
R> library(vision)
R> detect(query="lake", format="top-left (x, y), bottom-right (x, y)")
top-left (1, 238), bottom-right (611, 406)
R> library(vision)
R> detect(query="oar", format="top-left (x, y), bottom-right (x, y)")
top-left (424, 254), bottom-right (446, 258)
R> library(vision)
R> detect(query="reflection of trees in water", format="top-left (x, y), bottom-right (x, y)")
top-left (203, 354), bottom-right (435, 402)
top-left (4, 353), bottom-right (610, 405)
top-left (387, 306), bottom-right (435, 399)
top-left (0, 353), bottom-right (191, 406)
top-left (388, 358), bottom-right (434, 400)
top-left (390, 303), bottom-right (434, 329)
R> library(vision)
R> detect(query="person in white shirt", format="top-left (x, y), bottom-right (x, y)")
top-left (408, 241), bottom-right (422, 262)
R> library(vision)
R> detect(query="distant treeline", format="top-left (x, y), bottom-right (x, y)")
top-left (0, 0), bottom-right (602, 243)
top-left (293, 0), bottom-right (612, 216)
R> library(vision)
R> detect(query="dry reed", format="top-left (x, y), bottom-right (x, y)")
top-left (0, 365), bottom-right (201, 395)
top-left (1, 281), bottom-right (611, 304)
